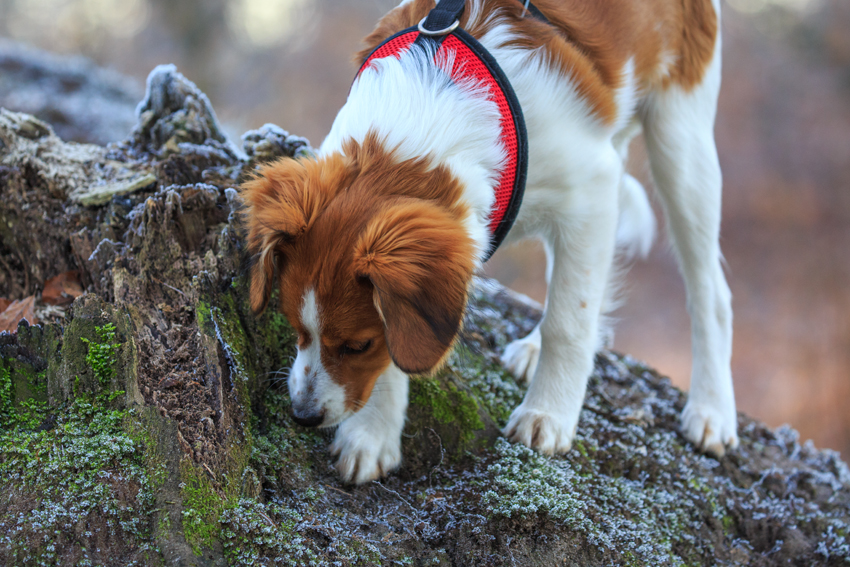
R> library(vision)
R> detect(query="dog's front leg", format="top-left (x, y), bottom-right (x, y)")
top-left (504, 168), bottom-right (620, 455)
top-left (330, 364), bottom-right (408, 484)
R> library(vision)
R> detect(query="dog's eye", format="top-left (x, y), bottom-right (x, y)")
top-left (339, 340), bottom-right (372, 356)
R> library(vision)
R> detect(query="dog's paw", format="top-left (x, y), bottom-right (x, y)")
top-left (503, 403), bottom-right (578, 455)
top-left (330, 416), bottom-right (402, 485)
top-left (501, 327), bottom-right (541, 384)
top-left (681, 399), bottom-right (739, 458)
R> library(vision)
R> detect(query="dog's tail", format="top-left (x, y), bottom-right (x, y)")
top-left (616, 173), bottom-right (655, 261)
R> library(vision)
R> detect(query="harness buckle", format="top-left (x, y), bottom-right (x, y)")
top-left (417, 16), bottom-right (460, 36)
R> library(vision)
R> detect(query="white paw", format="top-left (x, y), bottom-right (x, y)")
top-left (681, 399), bottom-right (739, 458)
top-left (503, 403), bottom-right (578, 455)
top-left (501, 327), bottom-right (541, 383)
top-left (330, 415), bottom-right (402, 484)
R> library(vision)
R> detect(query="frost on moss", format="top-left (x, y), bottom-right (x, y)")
top-left (221, 497), bottom-right (388, 567)
top-left (483, 437), bottom-right (702, 566)
top-left (0, 395), bottom-right (158, 566)
top-left (446, 346), bottom-right (525, 427)
top-left (221, 499), bottom-right (316, 566)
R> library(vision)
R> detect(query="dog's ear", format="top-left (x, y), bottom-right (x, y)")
top-left (353, 200), bottom-right (475, 374)
top-left (241, 154), bottom-right (357, 313)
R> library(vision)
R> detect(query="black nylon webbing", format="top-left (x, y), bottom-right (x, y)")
top-left (420, 0), bottom-right (467, 34)
top-left (421, 0), bottom-right (551, 31)
top-left (416, 0), bottom-right (550, 50)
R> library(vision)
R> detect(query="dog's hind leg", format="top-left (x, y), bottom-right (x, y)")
top-left (504, 148), bottom-right (621, 454)
top-left (501, 172), bottom-right (652, 379)
top-left (501, 237), bottom-right (555, 383)
top-left (641, 50), bottom-right (738, 457)
top-left (501, 322), bottom-right (542, 384)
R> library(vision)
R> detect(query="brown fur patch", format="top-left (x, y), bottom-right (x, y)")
top-left (241, 153), bottom-right (359, 313)
top-left (352, 198), bottom-right (475, 374)
top-left (357, 0), bottom-right (717, 124)
top-left (242, 133), bottom-right (474, 407)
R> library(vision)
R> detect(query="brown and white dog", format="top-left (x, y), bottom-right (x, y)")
top-left (242, 0), bottom-right (738, 484)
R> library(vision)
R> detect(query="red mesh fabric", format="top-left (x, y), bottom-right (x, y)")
top-left (357, 31), bottom-right (518, 237)
top-left (440, 35), bottom-right (516, 236)
top-left (359, 32), bottom-right (418, 74)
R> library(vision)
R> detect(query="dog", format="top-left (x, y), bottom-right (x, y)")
top-left (242, 0), bottom-right (738, 484)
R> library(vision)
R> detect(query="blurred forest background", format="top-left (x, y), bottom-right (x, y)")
top-left (0, 0), bottom-right (847, 457)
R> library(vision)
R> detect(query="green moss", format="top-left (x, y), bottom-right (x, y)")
top-left (0, 393), bottom-right (158, 564)
top-left (250, 424), bottom-right (310, 489)
top-left (0, 358), bottom-right (51, 430)
top-left (446, 347), bottom-right (525, 427)
top-left (1, 361), bottom-right (48, 413)
top-left (687, 475), bottom-right (726, 524)
top-left (179, 429), bottom-right (253, 555)
top-left (574, 439), bottom-right (588, 458)
top-left (195, 300), bottom-right (213, 334)
top-left (198, 279), bottom-right (296, 413)
top-left (176, 278), bottom-right (301, 556)
top-left (180, 460), bottom-right (229, 555)
top-left (410, 377), bottom-right (484, 448)
top-left (250, 385), bottom-right (325, 487)
top-left (0, 365), bottom-right (12, 425)
top-left (80, 323), bottom-right (120, 388)
top-left (28, 370), bottom-right (47, 393)
top-left (125, 413), bottom-right (169, 493)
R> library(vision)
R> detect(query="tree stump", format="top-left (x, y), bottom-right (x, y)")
top-left (0, 65), bottom-right (848, 567)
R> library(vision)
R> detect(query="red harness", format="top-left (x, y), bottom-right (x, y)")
top-left (354, 3), bottom-right (529, 261)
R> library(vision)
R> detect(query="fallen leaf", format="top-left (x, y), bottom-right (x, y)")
top-left (0, 296), bottom-right (38, 333)
top-left (42, 271), bottom-right (84, 306)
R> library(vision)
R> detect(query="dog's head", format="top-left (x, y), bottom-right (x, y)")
top-left (242, 137), bottom-right (476, 427)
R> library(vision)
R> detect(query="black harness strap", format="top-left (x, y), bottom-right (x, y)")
top-left (420, 0), bottom-right (466, 34)
top-left (421, 0), bottom-right (551, 32)
top-left (416, 0), bottom-right (551, 49)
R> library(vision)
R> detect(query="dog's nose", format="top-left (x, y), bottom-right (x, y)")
top-left (292, 410), bottom-right (324, 427)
